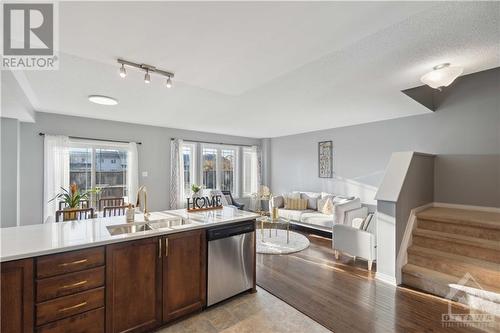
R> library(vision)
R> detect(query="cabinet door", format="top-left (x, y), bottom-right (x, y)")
top-left (106, 237), bottom-right (162, 333)
top-left (163, 229), bottom-right (206, 322)
top-left (1, 259), bottom-right (34, 333)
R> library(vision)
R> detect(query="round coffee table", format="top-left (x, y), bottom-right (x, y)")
top-left (256, 216), bottom-right (291, 244)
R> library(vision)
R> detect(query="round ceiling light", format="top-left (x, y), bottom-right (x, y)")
top-left (88, 95), bottom-right (118, 106)
top-left (420, 63), bottom-right (463, 90)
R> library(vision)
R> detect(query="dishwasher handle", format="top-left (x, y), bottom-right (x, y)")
top-left (207, 221), bottom-right (255, 241)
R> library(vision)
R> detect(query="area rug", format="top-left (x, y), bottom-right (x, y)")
top-left (256, 229), bottom-right (310, 254)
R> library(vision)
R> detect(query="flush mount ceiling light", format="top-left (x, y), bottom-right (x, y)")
top-left (88, 95), bottom-right (118, 106)
top-left (117, 58), bottom-right (174, 88)
top-left (420, 63), bottom-right (463, 90)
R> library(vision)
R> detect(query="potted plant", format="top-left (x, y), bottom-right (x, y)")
top-left (49, 183), bottom-right (100, 220)
top-left (191, 184), bottom-right (202, 198)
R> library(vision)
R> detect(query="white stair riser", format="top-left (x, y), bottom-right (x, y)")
top-left (417, 219), bottom-right (500, 241)
top-left (412, 235), bottom-right (500, 264)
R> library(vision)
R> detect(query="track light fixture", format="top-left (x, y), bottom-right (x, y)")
top-left (119, 63), bottom-right (127, 78)
top-left (117, 58), bottom-right (174, 87)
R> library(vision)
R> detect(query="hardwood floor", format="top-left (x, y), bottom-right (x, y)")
top-left (256, 232), bottom-right (490, 333)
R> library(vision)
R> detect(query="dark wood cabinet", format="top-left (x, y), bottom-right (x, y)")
top-left (162, 229), bottom-right (207, 322)
top-left (106, 237), bottom-right (162, 333)
top-left (1, 259), bottom-right (34, 333)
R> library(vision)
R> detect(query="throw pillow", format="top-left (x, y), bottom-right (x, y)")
top-left (351, 217), bottom-right (364, 229)
top-left (301, 192), bottom-right (320, 210)
top-left (284, 197), bottom-right (308, 210)
top-left (317, 197), bottom-right (334, 215)
top-left (272, 196), bottom-right (284, 208)
top-left (362, 213), bottom-right (375, 231)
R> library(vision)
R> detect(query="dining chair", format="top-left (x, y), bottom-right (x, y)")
top-left (98, 197), bottom-right (125, 211)
top-left (55, 208), bottom-right (95, 222)
top-left (58, 199), bottom-right (90, 210)
top-left (103, 205), bottom-right (128, 217)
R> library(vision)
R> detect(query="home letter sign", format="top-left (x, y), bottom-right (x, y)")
top-left (186, 195), bottom-right (223, 212)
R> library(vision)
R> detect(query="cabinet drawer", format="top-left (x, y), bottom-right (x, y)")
top-left (36, 287), bottom-right (104, 326)
top-left (36, 307), bottom-right (104, 333)
top-left (36, 266), bottom-right (105, 302)
top-left (37, 247), bottom-right (104, 278)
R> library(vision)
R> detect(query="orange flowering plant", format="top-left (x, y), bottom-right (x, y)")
top-left (49, 183), bottom-right (101, 208)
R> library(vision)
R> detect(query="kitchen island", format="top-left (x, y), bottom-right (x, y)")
top-left (0, 207), bottom-right (259, 333)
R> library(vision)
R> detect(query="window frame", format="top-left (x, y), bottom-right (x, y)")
top-left (68, 139), bottom-right (131, 203)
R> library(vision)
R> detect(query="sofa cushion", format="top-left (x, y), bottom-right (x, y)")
top-left (277, 209), bottom-right (312, 221)
top-left (300, 192), bottom-right (321, 210)
top-left (300, 212), bottom-right (334, 229)
top-left (283, 192), bottom-right (301, 200)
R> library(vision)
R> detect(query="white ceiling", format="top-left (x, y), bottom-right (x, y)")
top-left (9, 1), bottom-right (500, 138)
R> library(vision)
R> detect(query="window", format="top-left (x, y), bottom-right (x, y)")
top-left (69, 141), bottom-right (130, 205)
top-left (180, 142), bottom-right (258, 199)
top-left (202, 147), bottom-right (217, 190)
top-left (182, 144), bottom-right (195, 195)
top-left (242, 147), bottom-right (258, 197)
top-left (220, 149), bottom-right (236, 192)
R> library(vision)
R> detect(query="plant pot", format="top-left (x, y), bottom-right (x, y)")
top-left (63, 207), bottom-right (78, 221)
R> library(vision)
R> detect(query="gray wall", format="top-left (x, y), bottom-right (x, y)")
top-left (1, 118), bottom-right (20, 227)
top-left (270, 68), bottom-right (500, 207)
top-left (15, 112), bottom-right (260, 226)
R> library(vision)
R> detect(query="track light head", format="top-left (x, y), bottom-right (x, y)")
top-left (119, 64), bottom-right (127, 78)
top-left (166, 76), bottom-right (172, 88)
top-left (144, 70), bottom-right (151, 84)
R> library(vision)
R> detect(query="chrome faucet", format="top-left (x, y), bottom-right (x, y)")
top-left (136, 185), bottom-right (150, 219)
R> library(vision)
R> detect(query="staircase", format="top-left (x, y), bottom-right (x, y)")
top-left (402, 207), bottom-right (500, 318)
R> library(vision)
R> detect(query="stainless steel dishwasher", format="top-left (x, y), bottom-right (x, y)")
top-left (207, 221), bottom-right (255, 306)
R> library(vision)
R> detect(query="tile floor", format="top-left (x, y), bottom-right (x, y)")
top-left (158, 287), bottom-right (329, 333)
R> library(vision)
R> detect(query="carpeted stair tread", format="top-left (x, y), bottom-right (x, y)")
top-left (402, 264), bottom-right (500, 299)
top-left (408, 246), bottom-right (500, 271)
top-left (416, 207), bottom-right (500, 230)
top-left (413, 228), bottom-right (500, 251)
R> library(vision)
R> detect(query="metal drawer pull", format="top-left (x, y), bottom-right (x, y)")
top-left (58, 301), bottom-right (87, 312)
top-left (165, 238), bottom-right (169, 257)
top-left (61, 280), bottom-right (87, 289)
top-left (58, 259), bottom-right (88, 267)
top-left (158, 238), bottom-right (162, 258)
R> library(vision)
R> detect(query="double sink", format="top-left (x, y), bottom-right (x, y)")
top-left (107, 218), bottom-right (198, 236)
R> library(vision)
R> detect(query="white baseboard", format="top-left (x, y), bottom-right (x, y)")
top-left (433, 202), bottom-right (500, 213)
top-left (375, 272), bottom-right (397, 286)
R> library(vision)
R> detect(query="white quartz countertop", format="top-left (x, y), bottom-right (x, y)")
top-left (0, 207), bottom-right (259, 262)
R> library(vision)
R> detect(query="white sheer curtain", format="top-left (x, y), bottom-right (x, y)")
top-left (43, 135), bottom-right (70, 223)
top-left (169, 138), bottom-right (185, 209)
top-left (127, 142), bottom-right (139, 206)
top-left (249, 145), bottom-right (262, 211)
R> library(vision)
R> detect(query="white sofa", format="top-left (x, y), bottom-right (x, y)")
top-left (269, 191), bottom-right (367, 232)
